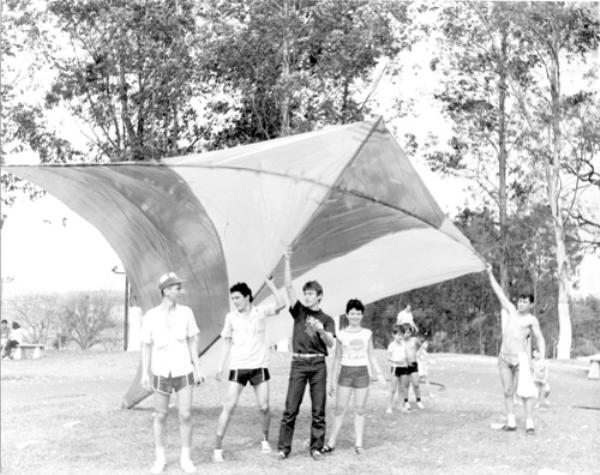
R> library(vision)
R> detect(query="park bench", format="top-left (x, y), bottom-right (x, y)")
top-left (12, 343), bottom-right (45, 360)
top-left (588, 353), bottom-right (600, 380)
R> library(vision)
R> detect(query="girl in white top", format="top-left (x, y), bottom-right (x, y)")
top-left (324, 299), bottom-right (385, 455)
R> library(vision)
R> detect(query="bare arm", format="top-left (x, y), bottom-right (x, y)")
top-left (329, 339), bottom-right (342, 394)
top-left (486, 263), bottom-right (515, 314)
top-left (264, 276), bottom-right (286, 316)
top-left (283, 248), bottom-right (298, 308)
top-left (530, 318), bottom-right (546, 359)
top-left (187, 334), bottom-right (204, 383)
top-left (141, 342), bottom-right (152, 390)
top-left (216, 337), bottom-right (232, 380)
top-left (367, 335), bottom-right (386, 383)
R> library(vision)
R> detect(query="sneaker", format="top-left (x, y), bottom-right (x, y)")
top-left (213, 449), bottom-right (224, 463)
top-left (261, 440), bottom-right (272, 454)
top-left (416, 401), bottom-right (425, 410)
top-left (500, 424), bottom-right (517, 432)
top-left (311, 450), bottom-right (324, 461)
top-left (276, 451), bottom-right (287, 461)
top-left (180, 457), bottom-right (196, 474)
top-left (385, 407), bottom-right (392, 415)
top-left (402, 402), bottom-right (411, 412)
top-left (150, 458), bottom-right (166, 474)
top-left (525, 427), bottom-right (536, 436)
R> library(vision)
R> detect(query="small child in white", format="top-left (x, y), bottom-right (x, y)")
top-left (386, 325), bottom-right (405, 414)
top-left (532, 348), bottom-right (551, 408)
top-left (416, 340), bottom-right (432, 398)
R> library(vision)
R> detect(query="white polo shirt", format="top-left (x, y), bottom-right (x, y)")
top-left (141, 304), bottom-right (199, 377)
top-left (221, 304), bottom-right (275, 369)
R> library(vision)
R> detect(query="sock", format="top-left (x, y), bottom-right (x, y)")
top-left (416, 398), bottom-right (421, 402)
top-left (214, 449), bottom-right (223, 456)
top-left (181, 447), bottom-right (190, 460)
top-left (526, 418), bottom-right (534, 429)
top-left (404, 398), bottom-right (408, 403)
top-left (156, 446), bottom-right (165, 461)
top-left (507, 414), bottom-right (516, 427)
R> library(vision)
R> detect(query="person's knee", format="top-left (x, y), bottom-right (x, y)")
top-left (154, 410), bottom-right (168, 424)
top-left (258, 402), bottom-right (270, 414)
top-left (179, 410), bottom-right (192, 424)
top-left (334, 405), bottom-right (347, 417)
top-left (503, 386), bottom-right (515, 398)
top-left (354, 405), bottom-right (366, 416)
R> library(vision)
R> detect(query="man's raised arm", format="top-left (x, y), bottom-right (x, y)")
top-left (486, 263), bottom-right (514, 314)
top-left (284, 247), bottom-right (297, 308)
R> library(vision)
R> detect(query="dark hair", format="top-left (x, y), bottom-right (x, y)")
top-left (11, 322), bottom-right (20, 329)
top-left (392, 324), bottom-right (402, 334)
top-left (229, 282), bottom-right (253, 302)
top-left (302, 280), bottom-right (323, 297)
top-left (399, 323), bottom-right (413, 335)
top-left (517, 292), bottom-right (534, 303)
top-left (1, 319), bottom-right (7, 324)
top-left (346, 299), bottom-right (365, 314)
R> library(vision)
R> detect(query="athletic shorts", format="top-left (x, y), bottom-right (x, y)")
top-left (229, 368), bottom-right (270, 386)
top-left (498, 352), bottom-right (520, 372)
top-left (152, 372), bottom-right (194, 395)
top-left (338, 365), bottom-right (369, 389)
top-left (394, 362), bottom-right (418, 377)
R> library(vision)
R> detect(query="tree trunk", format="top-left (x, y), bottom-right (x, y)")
top-left (497, 23), bottom-right (509, 295)
top-left (547, 23), bottom-right (572, 359)
top-left (280, 0), bottom-right (291, 137)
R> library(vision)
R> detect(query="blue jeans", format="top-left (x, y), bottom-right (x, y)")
top-left (277, 358), bottom-right (327, 455)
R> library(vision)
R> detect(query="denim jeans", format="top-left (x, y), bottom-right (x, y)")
top-left (277, 358), bottom-right (327, 455)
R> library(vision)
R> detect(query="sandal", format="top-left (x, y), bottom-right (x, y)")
top-left (321, 444), bottom-right (335, 453)
top-left (354, 446), bottom-right (365, 455)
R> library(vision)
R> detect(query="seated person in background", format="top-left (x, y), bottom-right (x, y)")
top-left (396, 305), bottom-right (418, 333)
top-left (2, 322), bottom-right (25, 359)
top-left (1, 319), bottom-right (9, 349)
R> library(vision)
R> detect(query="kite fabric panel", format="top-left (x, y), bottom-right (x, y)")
top-left (6, 118), bottom-right (485, 408)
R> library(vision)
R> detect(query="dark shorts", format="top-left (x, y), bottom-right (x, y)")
top-left (152, 372), bottom-right (194, 395)
top-left (338, 365), bottom-right (370, 389)
top-left (394, 362), bottom-right (418, 377)
top-left (229, 368), bottom-right (270, 386)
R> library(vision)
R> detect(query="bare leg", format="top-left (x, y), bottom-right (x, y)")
top-left (387, 376), bottom-right (397, 412)
top-left (215, 382), bottom-right (245, 449)
top-left (252, 381), bottom-right (270, 440)
top-left (498, 364), bottom-right (517, 426)
top-left (353, 387), bottom-right (369, 448)
top-left (327, 385), bottom-right (352, 447)
top-left (400, 375), bottom-right (410, 408)
top-left (153, 391), bottom-right (170, 454)
top-left (176, 385), bottom-right (194, 450)
top-left (410, 372), bottom-right (421, 400)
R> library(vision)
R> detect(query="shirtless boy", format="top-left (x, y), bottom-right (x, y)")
top-left (486, 264), bottom-right (546, 434)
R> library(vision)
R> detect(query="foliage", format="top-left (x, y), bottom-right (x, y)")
top-left (59, 291), bottom-right (122, 350)
top-left (197, 0), bottom-right (407, 147)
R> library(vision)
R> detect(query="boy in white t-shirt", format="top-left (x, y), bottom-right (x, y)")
top-left (140, 272), bottom-right (204, 474)
top-left (213, 277), bottom-right (285, 462)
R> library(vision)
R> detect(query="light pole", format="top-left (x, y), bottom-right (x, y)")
top-left (111, 266), bottom-right (129, 351)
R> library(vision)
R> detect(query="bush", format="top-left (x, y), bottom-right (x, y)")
top-left (1, 293), bottom-right (61, 344)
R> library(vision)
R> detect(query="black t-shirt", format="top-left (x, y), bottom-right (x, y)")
top-left (290, 301), bottom-right (336, 356)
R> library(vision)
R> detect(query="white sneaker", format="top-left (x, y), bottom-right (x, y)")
top-left (385, 407), bottom-right (393, 415)
top-left (213, 449), bottom-right (224, 463)
top-left (416, 401), bottom-right (425, 409)
top-left (261, 440), bottom-right (272, 454)
top-left (150, 458), bottom-right (166, 474)
top-left (180, 457), bottom-right (196, 474)
top-left (402, 402), bottom-right (411, 412)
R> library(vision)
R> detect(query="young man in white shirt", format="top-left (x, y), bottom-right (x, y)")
top-left (213, 277), bottom-right (285, 462)
top-left (141, 272), bottom-right (205, 474)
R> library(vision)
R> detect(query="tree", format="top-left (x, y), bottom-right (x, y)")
top-left (197, 0), bottom-right (407, 147)
top-left (507, 2), bottom-right (600, 358)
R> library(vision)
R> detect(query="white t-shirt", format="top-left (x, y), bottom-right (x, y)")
top-left (221, 304), bottom-right (275, 369)
top-left (338, 328), bottom-right (371, 367)
top-left (387, 340), bottom-right (406, 365)
top-left (140, 304), bottom-right (199, 377)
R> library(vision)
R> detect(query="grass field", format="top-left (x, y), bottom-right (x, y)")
top-left (1, 350), bottom-right (599, 475)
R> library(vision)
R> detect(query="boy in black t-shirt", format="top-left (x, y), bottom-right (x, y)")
top-left (276, 248), bottom-right (335, 461)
